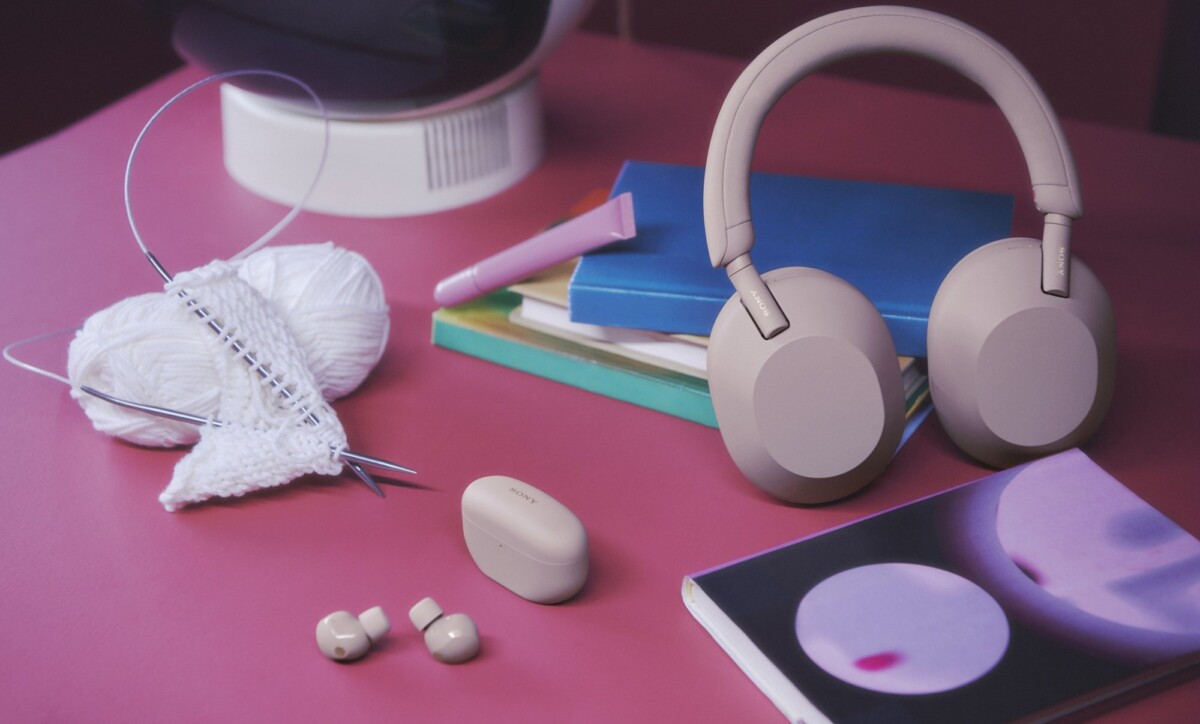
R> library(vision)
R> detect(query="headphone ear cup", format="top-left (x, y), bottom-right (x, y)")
top-left (708, 267), bottom-right (907, 504)
top-left (927, 238), bottom-right (1115, 467)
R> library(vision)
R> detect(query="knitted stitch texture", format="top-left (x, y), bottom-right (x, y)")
top-left (158, 260), bottom-right (346, 511)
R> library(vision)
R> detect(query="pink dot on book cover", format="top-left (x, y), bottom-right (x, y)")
top-left (855, 651), bottom-right (904, 671)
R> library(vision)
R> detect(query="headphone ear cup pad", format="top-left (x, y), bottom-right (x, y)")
top-left (708, 267), bottom-right (907, 504)
top-left (927, 238), bottom-right (1115, 467)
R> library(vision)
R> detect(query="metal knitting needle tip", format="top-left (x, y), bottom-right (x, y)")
top-left (338, 449), bottom-right (417, 476)
top-left (78, 385), bottom-right (417, 494)
top-left (145, 250), bottom-right (173, 283)
top-left (346, 460), bottom-right (385, 498)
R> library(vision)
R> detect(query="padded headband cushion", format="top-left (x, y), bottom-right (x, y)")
top-left (704, 5), bottom-right (1082, 268)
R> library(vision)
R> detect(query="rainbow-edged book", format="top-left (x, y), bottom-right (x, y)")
top-left (568, 161), bottom-right (1014, 357)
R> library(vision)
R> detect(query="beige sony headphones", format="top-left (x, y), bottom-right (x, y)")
top-left (704, 6), bottom-right (1115, 504)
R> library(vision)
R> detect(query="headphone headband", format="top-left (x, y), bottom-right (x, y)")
top-left (704, 6), bottom-right (1082, 297)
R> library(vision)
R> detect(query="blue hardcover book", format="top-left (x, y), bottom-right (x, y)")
top-left (568, 161), bottom-right (1014, 357)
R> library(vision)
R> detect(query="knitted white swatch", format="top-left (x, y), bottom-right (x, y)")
top-left (158, 259), bottom-right (346, 512)
top-left (67, 242), bottom-right (388, 449)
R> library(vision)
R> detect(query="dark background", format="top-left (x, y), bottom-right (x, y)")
top-left (2, 0), bottom-right (1197, 156)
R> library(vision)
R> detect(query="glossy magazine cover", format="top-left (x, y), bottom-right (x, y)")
top-left (684, 450), bottom-right (1200, 723)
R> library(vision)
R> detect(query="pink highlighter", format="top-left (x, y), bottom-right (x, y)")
top-left (434, 192), bottom-right (636, 307)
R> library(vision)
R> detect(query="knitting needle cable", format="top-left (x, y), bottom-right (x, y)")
top-left (124, 69), bottom-right (330, 266)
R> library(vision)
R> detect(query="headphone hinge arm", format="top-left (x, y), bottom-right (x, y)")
top-left (1041, 213), bottom-right (1072, 298)
top-left (728, 255), bottom-right (790, 339)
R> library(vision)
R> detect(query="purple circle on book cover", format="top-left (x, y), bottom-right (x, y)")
top-left (795, 563), bottom-right (1010, 694)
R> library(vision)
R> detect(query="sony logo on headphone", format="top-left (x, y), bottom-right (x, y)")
top-left (749, 289), bottom-right (771, 316)
top-left (508, 487), bottom-right (538, 504)
top-left (1057, 246), bottom-right (1067, 277)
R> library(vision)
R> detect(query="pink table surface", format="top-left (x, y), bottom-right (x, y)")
top-left (2, 31), bottom-right (1197, 723)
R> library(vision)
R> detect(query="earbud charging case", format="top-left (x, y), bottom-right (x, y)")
top-left (462, 475), bottom-right (588, 604)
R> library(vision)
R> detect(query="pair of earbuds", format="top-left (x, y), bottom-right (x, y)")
top-left (315, 598), bottom-right (480, 664)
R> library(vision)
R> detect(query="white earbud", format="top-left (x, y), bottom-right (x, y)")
top-left (408, 597), bottom-right (480, 664)
top-left (315, 606), bottom-right (391, 661)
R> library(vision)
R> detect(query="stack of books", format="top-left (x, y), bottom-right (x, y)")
top-left (432, 161), bottom-right (1015, 434)
top-left (431, 261), bottom-right (721, 428)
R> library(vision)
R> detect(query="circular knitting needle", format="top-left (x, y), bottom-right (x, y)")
top-left (119, 70), bottom-right (400, 495)
top-left (79, 385), bottom-right (416, 496)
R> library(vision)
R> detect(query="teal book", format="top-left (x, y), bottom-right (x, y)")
top-left (568, 161), bottom-right (1014, 357)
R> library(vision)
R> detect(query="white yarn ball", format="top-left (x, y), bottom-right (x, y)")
top-left (68, 292), bottom-right (221, 447)
top-left (237, 241), bottom-right (389, 401)
top-left (67, 242), bottom-right (390, 447)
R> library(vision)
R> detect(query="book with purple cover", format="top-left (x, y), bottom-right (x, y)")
top-left (683, 450), bottom-right (1200, 723)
